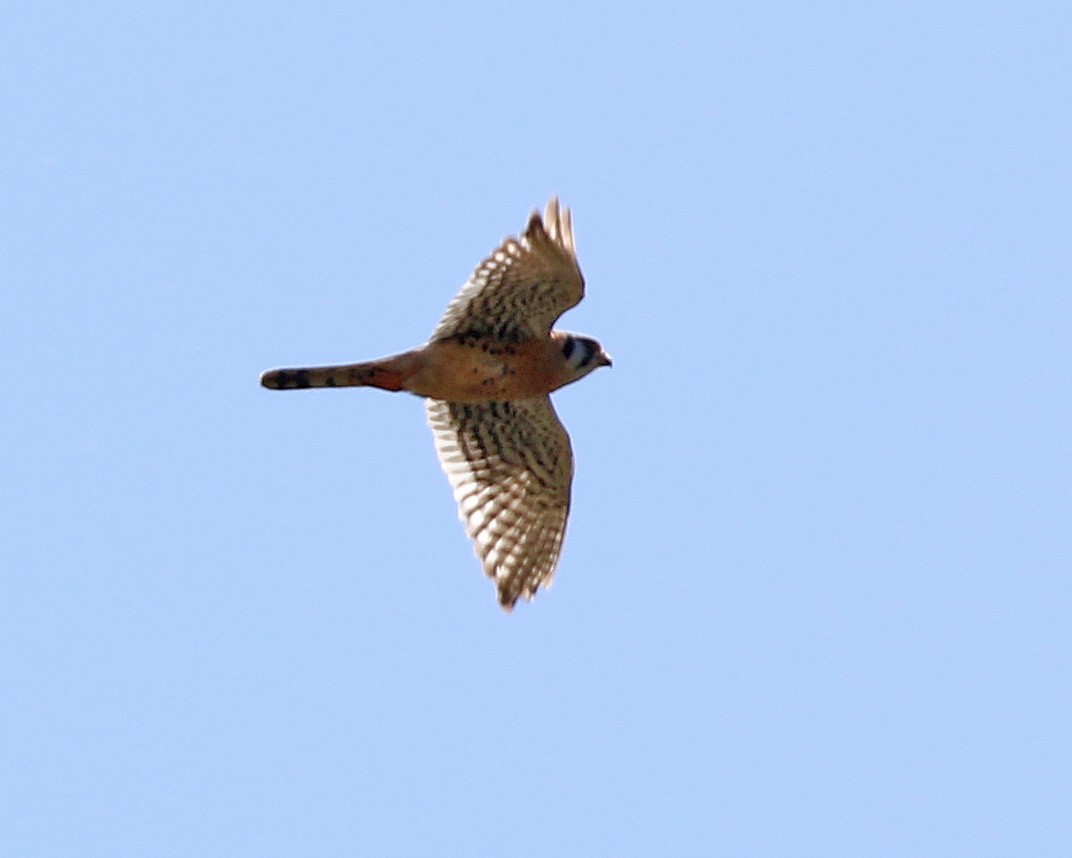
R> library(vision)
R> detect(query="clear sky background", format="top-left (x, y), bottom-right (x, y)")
top-left (3, 2), bottom-right (1070, 855)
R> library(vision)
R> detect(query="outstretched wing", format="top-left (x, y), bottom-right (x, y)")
top-left (426, 396), bottom-right (574, 610)
top-left (431, 197), bottom-right (585, 343)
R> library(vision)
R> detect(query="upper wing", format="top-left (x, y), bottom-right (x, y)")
top-left (430, 197), bottom-right (585, 343)
top-left (426, 396), bottom-right (574, 610)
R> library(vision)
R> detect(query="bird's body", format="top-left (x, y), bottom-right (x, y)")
top-left (261, 199), bottom-right (610, 609)
top-left (262, 332), bottom-right (582, 401)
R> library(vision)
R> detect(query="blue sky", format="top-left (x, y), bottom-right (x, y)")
top-left (3, 2), bottom-right (1070, 855)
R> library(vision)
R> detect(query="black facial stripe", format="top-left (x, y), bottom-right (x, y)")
top-left (561, 336), bottom-right (576, 360)
top-left (577, 341), bottom-right (594, 368)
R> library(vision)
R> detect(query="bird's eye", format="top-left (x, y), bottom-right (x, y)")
top-left (561, 337), bottom-right (576, 360)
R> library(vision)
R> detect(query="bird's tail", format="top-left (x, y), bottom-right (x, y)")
top-left (260, 361), bottom-right (405, 392)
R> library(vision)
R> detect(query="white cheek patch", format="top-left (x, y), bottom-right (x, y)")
top-left (573, 339), bottom-right (594, 370)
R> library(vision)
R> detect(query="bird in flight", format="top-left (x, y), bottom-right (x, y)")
top-left (261, 198), bottom-right (611, 610)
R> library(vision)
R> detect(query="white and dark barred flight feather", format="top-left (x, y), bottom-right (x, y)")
top-left (431, 197), bottom-right (585, 343)
top-left (426, 396), bottom-right (573, 609)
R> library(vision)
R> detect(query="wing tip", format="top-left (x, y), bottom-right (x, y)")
top-left (526, 196), bottom-right (574, 253)
top-left (500, 569), bottom-right (558, 610)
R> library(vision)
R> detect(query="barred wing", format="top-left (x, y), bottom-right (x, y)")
top-left (431, 198), bottom-right (584, 343)
top-left (426, 396), bottom-right (574, 610)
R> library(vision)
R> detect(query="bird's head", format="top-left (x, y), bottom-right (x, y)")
top-left (555, 332), bottom-right (612, 386)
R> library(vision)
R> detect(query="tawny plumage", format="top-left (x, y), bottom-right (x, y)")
top-left (261, 198), bottom-right (610, 610)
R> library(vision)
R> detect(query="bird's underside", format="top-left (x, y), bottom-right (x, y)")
top-left (260, 198), bottom-right (609, 610)
top-left (261, 337), bottom-right (571, 402)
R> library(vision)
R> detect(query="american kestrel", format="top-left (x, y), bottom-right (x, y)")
top-left (261, 198), bottom-right (610, 610)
